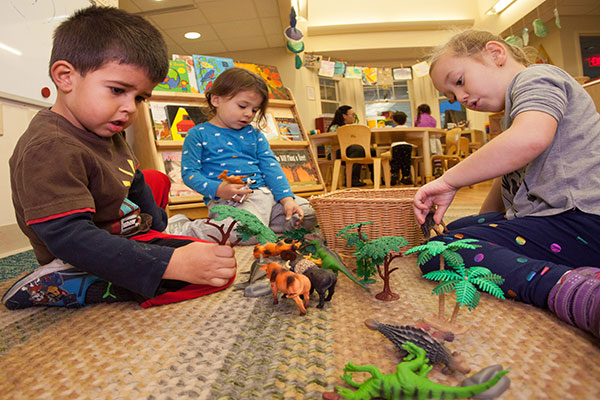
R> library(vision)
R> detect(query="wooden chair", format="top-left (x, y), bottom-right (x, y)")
top-left (331, 125), bottom-right (391, 191)
top-left (431, 128), bottom-right (470, 175)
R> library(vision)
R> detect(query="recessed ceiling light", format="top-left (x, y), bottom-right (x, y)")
top-left (184, 32), bottom-right (201, 39)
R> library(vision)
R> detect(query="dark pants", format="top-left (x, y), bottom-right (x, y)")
top-left (390, 144), bottom-right (412, 178)
top-left (419, 209), bottom-right (600, 308)
top-left (336, 146), bottom-right (377, 182)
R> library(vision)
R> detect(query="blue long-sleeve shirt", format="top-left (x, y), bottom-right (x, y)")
top-left (181, 122), bottom-right (293, 204)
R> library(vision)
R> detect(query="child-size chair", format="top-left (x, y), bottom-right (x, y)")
top-left (330, 125), bottom-right (391, 191)
top-left (431, 128), bottom-right (470, 176)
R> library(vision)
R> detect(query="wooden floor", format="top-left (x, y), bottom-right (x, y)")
top-left (0, 180), bottom-right (493, 258)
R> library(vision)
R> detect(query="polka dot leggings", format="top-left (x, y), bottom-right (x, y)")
top-left (418, 209), bottom-right (600, 308)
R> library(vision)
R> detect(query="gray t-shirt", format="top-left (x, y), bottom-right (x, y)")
top-left (501, 64), bottom-right (600, 218)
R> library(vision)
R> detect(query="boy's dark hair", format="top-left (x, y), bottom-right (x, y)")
top-left (392, 111), bottom-right (407, 125)
top-left (205, 67), bottom-right (270, 126)
top-left (50, 6), bottom-right (169, 84)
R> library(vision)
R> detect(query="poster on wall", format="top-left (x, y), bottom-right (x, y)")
top-left (392, 67), bottom-right (412, 80)
top-left (318, 60), bottom-right (335, 77)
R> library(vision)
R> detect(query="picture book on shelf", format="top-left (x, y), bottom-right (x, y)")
top-left (172, 54), bottom-right (199, 93)
top-left (165, 105), bottom-right (209, 140)
top-left (154, 59), bottom-right (193, 92)
top-left (275, 117), bottom-right (303, 141)
top-left (148, 101), bottom-right (173, 140)
top-left (253, 113), bottom-right (280, 141)
top-left (162, 152), bottom-right (200, 198)
top-left (192, 55), bottom-right (234, 94)
top-left (272, 149), bottom-right (319, 187)
top-left (234, 62), bottom-right (290, 100)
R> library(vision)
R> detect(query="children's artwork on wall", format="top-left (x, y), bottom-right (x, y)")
top-left (253, 113), bottom-right (280, 141)
top-left (536, 44), bottom-right (553, 64)
top-left (155, 60), bottom-right (193, 92)
top-left (304, 53), bottom-right (322, 68)
top-left (334, 61), bottom-right (347, 76)
top-left (234, 62), bottom-right (290, 100)
top-left (345, 66), bottom-right (363, 79)
top-left (162, 152), bottom-right (200, 198)
top-left (362, 67), bottom-right (378, 85)
top-left (275, 117), bottom-right (303, 141)
top-left (379, 67), bottom-right (393, 85)
top-left (172, 54), bottom-right (199, 93)
top-left (272, 149), bottom-right (319, 187)
top-left (318, 60), bottom-right (335, 77)
top-left (392, 67), bottom-right (412, 81)
top-left (165, 105), bottom-right (210, 141)
top-left (192, 55), bottom-right (235, 94)
top-left (412, 61), bottom-right (429, 78)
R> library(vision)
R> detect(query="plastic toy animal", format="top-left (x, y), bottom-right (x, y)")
top-left (260, 262), bottom-right (311, 315)
top-left (218, 170), bottom-right (256, 204)
top-left (322, 342), bottom-right (508, 400)
top-left (305, 236), bottom-right (371, 293)
top-left (460, 364), bottom-right (511, 399)
top-left (364, 319), bottom-right (470, 375)
top-left (302, 265), bottom-right (337, 308)
top-left (421, 210), bottom-right (447, 240)
top-left (253, 239), bottom-right (300, 261)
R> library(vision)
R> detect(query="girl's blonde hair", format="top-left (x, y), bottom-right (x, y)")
top-left (205, 67), bottom-right (270, 127)
top-left (429, 29), bottom-right (537, 73)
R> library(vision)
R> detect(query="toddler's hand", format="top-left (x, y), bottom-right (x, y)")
top-left (413, 177), bottom-right (458, 226)
top-left (280, 197), bottom-right (304, 228)
top-left (216, 182), bottom-right (252, 203)
top-left (164, 242), bottom-right (236, 287)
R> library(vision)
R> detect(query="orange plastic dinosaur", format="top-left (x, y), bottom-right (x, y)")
top-left (218, 170), bottom-right (250, 184)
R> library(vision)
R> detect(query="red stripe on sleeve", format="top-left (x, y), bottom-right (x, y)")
top-left (27, 208), bottom-right (96, 225)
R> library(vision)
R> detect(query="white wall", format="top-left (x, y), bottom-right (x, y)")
top-left (0, 98), bottom-right (42, 227)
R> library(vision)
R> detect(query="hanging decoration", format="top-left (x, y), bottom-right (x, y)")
top-left (318, 60), bottom-right (335, 77)
top-left (505, 35), bottom-right (524, 47)
top-left (303, 53), bottom-right (321, 69)
top-left (284, 7), bottom-right (305, 69)
top-left (333, 61), bottom-right (347, 76)
top-left (522, 27), bottom-right (529, 46)
top-left (344, 66), bottom-right (363, 79)
top-left (554, 8), bottom-right (561, 29)
top-left (532, 8), bottom-right (548, 37)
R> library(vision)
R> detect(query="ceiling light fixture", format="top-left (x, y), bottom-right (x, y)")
top-left (184, 32), bottom-right (201, 39)
top-left (485, 0), bottom-right (517, 15)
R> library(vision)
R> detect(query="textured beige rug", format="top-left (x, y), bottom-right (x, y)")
top-left (1, 245), bottom-right (599, 399)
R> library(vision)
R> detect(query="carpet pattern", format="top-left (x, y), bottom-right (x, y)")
top-left (1, 245), bottom-right (599, 399)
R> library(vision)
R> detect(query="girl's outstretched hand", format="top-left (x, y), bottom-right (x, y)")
top-left (413, 177), bottom-right (458, 225)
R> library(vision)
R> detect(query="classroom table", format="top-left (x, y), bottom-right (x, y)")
top-left (308, 126), bottom-right (446, 183)
top-left (370, 127), bottom-right (446, 181)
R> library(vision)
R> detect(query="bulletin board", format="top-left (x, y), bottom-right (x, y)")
top-left (0, 0), bottom-right (93, 106)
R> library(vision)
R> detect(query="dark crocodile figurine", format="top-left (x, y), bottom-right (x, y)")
top-left (364, 319), bottom-right (470, 374)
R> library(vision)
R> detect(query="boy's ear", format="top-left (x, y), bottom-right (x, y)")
top-left (209, 95), bottom-right (220, 108)
top-left (485, 41), bottom-right (507, 67)
top-left (50, 61), bottom-right (77, 93)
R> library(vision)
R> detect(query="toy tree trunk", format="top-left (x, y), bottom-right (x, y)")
top-left (438, 256), bottom-right (446, 319)
top-left (449, 301), bottom-right (461, 324)
top-left (375, 256), bottom-right (399, 301)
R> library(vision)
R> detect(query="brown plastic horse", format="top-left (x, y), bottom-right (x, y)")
top-left (260, 262), bottom-right (311, 315)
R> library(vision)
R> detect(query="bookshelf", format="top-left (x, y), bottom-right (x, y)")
top-left (132, 88), bottom-right (326, 219)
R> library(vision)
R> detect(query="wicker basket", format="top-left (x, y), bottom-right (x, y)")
top-left (309, 188), bottom-right (424, 255)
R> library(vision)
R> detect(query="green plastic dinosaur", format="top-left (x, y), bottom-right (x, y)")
top-left (328, 342), bottom-right (508, 400)
top-left (306, 238), bottom-right (371, 293)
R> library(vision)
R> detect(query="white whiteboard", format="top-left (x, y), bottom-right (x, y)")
top-left (0, 0), bottom-right (92, 106)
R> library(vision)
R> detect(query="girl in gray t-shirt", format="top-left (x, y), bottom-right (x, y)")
top-left (413, 29), bottom-right (600, 338)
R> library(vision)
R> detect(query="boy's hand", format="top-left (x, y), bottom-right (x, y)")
top-left (216, 182), bottom-right (252, 203)
top-left (163, 242), bottom-right (236, 287)
top-left (280, 197), bottom-right (304, 228)
top-left (413, 177), bottom-right (457, 226)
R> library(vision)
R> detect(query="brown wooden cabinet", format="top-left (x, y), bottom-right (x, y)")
top-left (133, 89), bottom-right (325, 219)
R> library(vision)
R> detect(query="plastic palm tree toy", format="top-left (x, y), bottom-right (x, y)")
top-left (355, 236), bottom-right (409, 301)
top-left (404, 239), bottom-right (481, 333)
top-left (424, 263), bottom-right (505, 327)
top-left (337, 222), bottom-right (375, 283)
top-left (209, 204), bottom-right (278, 246)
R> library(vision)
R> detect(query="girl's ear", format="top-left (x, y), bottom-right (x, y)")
top-left (209, 95), bottom-right (220, 108)
top-left (50, 61), bottom-right (77, 92)
top-left (484, 41), bottom-right (507, 67)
